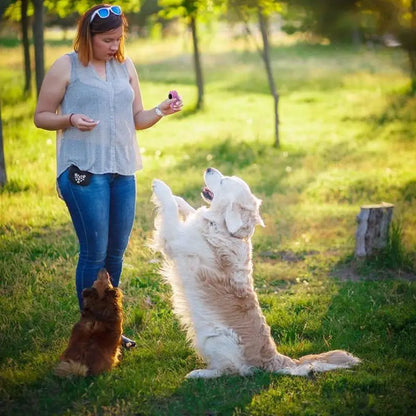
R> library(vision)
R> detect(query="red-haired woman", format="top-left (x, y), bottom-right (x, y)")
top-left (34, 4), bottom-right (183, 349)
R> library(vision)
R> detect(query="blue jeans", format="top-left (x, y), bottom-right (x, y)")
top-left (57, 168), bottom-right (136, 309)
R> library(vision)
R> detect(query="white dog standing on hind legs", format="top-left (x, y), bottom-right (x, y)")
top-left (151, 167), bottom-right (360, 378)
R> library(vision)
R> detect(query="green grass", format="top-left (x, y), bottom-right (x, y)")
top-left (1, 31), bottom-right (416, 415)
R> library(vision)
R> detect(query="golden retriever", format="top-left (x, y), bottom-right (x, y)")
top-left (151, 167), bottom-right (360, 378)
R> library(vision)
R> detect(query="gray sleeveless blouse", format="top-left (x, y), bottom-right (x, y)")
top-left (57, 52), bottom-right (142, 177)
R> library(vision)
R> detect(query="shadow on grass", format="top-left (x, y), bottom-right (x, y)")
top-left (0, 224), bottom-right (79, 364)
top-left (150, 372), bottom-right (275, 415)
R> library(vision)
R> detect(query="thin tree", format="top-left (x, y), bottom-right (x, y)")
top-left (189, 12), bottom-right (204, 110)
top-left (21, 0), bottom-right (31, 94)
top-left (257, 5), bottom-right (279, 147)
top-left (230, 0), bottom-right (282, 147)
top-left (158, 0), bottom-right (217, 110)
top-left (32, 0), bottom-right (45, 96)
top-left (403, 0), bottom-right (416, 92)
top-left (0, 102), bottom-right (6, 187)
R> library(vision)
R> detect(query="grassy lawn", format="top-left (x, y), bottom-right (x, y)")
top-left (1, 32), bottom-right (416, 415)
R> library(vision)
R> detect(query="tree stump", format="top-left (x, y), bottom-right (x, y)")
top-left (355, 203), bottom-right (394, 258)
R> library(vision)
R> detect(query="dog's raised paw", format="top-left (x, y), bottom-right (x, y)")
top-left (152, 179), bottom-right (173, 200)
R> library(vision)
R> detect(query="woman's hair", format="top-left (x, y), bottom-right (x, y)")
top-left (73, 4), bottom-right (128, 66)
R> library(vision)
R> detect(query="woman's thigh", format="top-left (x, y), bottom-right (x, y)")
top-left (57, 169), bottom-right (110, 257)
top-left (108, 174), bottom-right (136, 255)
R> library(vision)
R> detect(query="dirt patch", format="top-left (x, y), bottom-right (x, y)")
top-left (332, 263), bottom-right (416, 282)
top-left (260, 250), bottom-right (319, 263)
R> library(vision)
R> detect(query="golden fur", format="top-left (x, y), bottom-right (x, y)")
top-left (151, 168), bottom-right (360, 378)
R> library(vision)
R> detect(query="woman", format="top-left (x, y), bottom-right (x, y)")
top-left (34, 4), bottom-right (182, 348)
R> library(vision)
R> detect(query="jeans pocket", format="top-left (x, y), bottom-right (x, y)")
top-left (68, 165), bottom-right (93, 186)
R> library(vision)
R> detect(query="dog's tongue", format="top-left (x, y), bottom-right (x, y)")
top-left (201, 187), bottom-right (214, 201)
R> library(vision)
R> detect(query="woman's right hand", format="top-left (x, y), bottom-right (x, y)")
top-left (71, 114), bottom-right (100, 131)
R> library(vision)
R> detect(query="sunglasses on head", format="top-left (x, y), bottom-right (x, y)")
top-left (90, 5), bottom-right (122, 23)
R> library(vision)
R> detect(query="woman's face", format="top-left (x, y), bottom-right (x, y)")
top-left (91, 26), bottom-right (123, 61)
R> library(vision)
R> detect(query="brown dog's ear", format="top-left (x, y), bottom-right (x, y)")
top-left (82, 288), bottom-right (97, 298)
top-left (82, 288), bottom-right (98, 310)
top-left (105, 288), bottom-right (116, 298)
top-left (105, 287), bottom-right (123, 303)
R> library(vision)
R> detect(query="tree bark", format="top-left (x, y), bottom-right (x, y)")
top-left (0, 102), bottom-right (7, 187)
top-left (190, 15), bottom-right (204, 110)
top-left (355, 203), bottom-right (394, 257)
top-left (258, 6), bottom-right (279, 147)
top-left (410, 0), bottom-right (416, 93)
top-left (21, 0), bottom-right (31, 94)
top-left (32, 0), bottom-right (45, 96)
top-left (409, 49), bottom-right (416, 93)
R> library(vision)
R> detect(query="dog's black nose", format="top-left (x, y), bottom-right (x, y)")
top-left (206, 167), bottom-right (213, 173)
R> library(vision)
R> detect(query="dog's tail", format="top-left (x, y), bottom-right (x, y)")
top-left (55, 359), bottom-right (89, 377)
top-left (267, 350), bottom-right (360, 376)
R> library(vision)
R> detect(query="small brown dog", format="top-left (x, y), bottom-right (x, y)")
top-left (55, 268), bottom-right (123, 377)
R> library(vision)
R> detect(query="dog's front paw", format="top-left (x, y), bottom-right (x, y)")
top-left (174, 196), bottom-right (196, 217)
top-left (152, 179), bottom-right (173, 202)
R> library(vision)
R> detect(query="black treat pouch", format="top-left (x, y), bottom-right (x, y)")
top-left (68, 165), bottom-right (93, 186)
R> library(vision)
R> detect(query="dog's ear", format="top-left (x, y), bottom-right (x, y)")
top-left (225, 203), bottom-right (243, 235)
top-left (82, 288), bottom-right (98, 310)
top-left (82, 287), bottom-right (95, 299)
top-left (82, 288), bottom-right (97, 299)
top-left (105, 287), bottom-right (122, 301)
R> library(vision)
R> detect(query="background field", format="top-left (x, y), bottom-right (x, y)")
top-left (1, 32), bottom-right (416, 415)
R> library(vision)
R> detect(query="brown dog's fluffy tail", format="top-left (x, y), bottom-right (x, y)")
top-left (268, 349), bottom-right (360, 376)
top-left (55, 360), bottom-right (89, 377)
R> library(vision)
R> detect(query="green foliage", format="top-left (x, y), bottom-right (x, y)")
top-left (159, 0), bottom-right (221, 22)
top-left (4, 0), bottom-right (144, 22)
top-left (383, 220), bottom-right (414, 270)
top-left (1, 36), bottom-right (416, 415)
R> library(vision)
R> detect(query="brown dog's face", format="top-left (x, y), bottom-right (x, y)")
top-left (82, 268), bottom-right (123, 322)
top-left (92, 269), bottom-right (113, 299)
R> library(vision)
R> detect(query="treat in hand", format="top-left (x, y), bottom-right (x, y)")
top-left (168, 90), bottom-right (179, 100)
top-left (168, 90), bottom-right (181, 109)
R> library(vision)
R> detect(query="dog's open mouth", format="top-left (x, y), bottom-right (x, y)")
top-left (201, 186), bottom-right (214, 202)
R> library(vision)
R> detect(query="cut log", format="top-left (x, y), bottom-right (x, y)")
top-left (355, 203), bottom-right (394, 258)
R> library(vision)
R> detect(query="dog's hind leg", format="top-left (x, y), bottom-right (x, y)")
top-left (186, 328), bottom-right (252, 379)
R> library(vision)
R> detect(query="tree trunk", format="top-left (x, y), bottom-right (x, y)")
top-left (0, 102), bottom-right (7, 187)
top-left (190, 15), bottom-right (204, 110)
top-left (410, 0), bottom-right (416, 93)
top-left (355, 203), bottom-right (394, 257)
top-left (32, 0), bottom-right (45, 96)
top-left (258, 6), bottom-right (279, 147)
top-left (21, 0), bottom-right (31, 94)
top-left (409, 49), bottom-right (416, 93)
